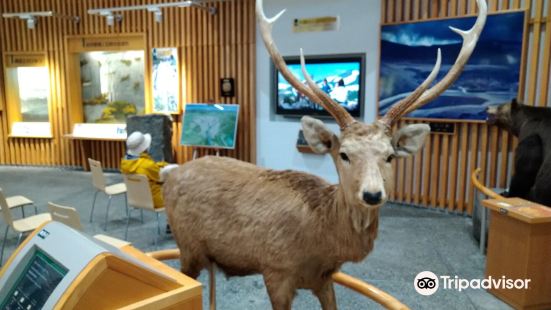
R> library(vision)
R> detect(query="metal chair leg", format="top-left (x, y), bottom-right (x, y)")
top-left (125, 208), bottom-right (133, 240)
top-left (156, 213), bottom-right (162, 235)
top-left (21, 207), bottom-right (25, 218)
top-left (104, 196), bottom-right (112, 231)
top-left (16, 233), bottom-right (23, 246)
top-left (33, 204), bottom-right (38, 215)
top-left (124, 194), bottom-right (129, 217)
top-left (155, 212), bottom-right (161, 247)
top-left (90, 191), bottom-right (100, 222)
top-left (1, 226), bottom-right (10, 266)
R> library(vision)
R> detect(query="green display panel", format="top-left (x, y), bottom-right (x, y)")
top-left (0, 248), bottom-right (68, 310)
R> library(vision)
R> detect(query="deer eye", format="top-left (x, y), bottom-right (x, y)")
top-left (339, 152), bottom-right (350, 162)
top-left (386, 155), bottom-right (394, 163)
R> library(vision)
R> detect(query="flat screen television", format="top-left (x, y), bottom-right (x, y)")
top-left (272, 54), bottom-right (365, 118)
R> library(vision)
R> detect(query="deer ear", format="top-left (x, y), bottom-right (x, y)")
top-left (392, 124), bottom-right (430, 157)
top-left (301, 116), bottom-right (337, 154)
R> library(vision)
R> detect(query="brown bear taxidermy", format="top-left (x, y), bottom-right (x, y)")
top-left (487, 98), bottom-right (551, 207)
top-left (164, 0), bottom-right (487, 309)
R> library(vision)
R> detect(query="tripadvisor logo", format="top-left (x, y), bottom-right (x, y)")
top-left (414, 271), bottom-right (439, 296)
top-left (414, 271), bottom-right (531, 296)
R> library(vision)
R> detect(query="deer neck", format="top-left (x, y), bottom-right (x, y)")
top-left (319, 186), bottom-right (380, 262)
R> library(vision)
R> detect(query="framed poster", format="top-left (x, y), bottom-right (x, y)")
top-left (378, 11), bottom-right (526, 121)
top-left (181, 104), bottom-right (239, 149)
top-left (152, 48), bottom-right (179, 114)
top-left (3, 52), bottom-right (52, 138)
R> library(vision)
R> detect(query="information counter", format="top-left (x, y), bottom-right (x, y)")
top-left (0, 222), bottom-right (202, 309)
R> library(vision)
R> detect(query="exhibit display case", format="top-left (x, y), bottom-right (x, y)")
top-left (80, 50), bottom-right (145, 123)
top-left (65, 34), bottom-right (148, 134)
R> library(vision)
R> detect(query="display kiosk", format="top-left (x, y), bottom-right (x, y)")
top-left (0, 222), bottom-right (202, 309)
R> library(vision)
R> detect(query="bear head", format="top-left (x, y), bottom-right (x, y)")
top-left (486, 98), bottom-right (521, 131)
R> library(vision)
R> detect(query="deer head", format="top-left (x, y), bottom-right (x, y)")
top-left (257, 0), bottom-right (486, 207)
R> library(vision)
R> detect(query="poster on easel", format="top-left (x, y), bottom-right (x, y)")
top-left (180, 104), bottom-right (239, 149)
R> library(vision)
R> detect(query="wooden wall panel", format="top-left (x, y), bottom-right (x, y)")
top-left (382, 0), bottom-right (551, 214)
top-left (0, 0), bottom-right (255, 170)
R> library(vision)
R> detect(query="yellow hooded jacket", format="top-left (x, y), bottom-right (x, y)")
top-left (120, 153), bottom-right (167, 209)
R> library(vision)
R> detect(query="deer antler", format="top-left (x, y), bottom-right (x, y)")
top-left (379, 0), bottom-right (488, 127)
top-left (256, 0), bottom-right (356, 129)
top-left (299, 49), bottom-right (357, 128)
top-left (379, 49), bottom-right (442, 128)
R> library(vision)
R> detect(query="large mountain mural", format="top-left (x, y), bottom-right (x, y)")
top-left (379, 11), bottom-right (525, 120)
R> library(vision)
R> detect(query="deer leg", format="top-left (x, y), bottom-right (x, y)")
top-left (263, 272), bottom-right (296, 310)
top-left (313, 279), bottom-right (337, 310)
top-left (179, 250), bottom-right (203, 279)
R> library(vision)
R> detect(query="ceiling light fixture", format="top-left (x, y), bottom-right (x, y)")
top-left (147, 7), bottom-right (163, 23)
top-left (88, 0), bottom-right (217, 25)
top-left (26, 16), bottom-right (37, 29)
top-left (98, 10), bottom-right (122, 27)
top-left (2, 11), bottom-right (80, 30)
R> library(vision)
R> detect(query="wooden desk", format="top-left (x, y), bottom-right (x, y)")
top-left (482, 198), bottom-right (551, 310)
top-left (64, 134), bottom-right (125, 171)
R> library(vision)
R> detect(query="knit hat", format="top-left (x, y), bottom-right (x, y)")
top-left (126, 131), bottom-right (151, 156)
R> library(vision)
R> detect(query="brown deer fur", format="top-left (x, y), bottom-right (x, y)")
top-left (164, 120), bottom-right (426, 310)
top-left (164, 0), bottom-right (486, 308)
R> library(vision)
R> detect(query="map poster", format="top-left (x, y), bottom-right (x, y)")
top-left (181, 104), bottom-right (240, 149)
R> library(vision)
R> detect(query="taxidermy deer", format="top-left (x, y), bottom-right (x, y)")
top-left (164, 0), bottom-right (486, 309)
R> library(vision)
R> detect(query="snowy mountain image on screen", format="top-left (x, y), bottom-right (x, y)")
top-left (378, 11), bottom-right (524, 120)
top-left (277, 61), bottom-right (360, 112)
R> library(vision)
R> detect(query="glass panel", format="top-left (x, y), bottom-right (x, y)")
top-left (17, 67), bottom-right (49, 122)
top-left (80, 50), bottom-right (145, 123)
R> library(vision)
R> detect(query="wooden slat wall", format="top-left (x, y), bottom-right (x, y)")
top-left (383, 0), bottom-right (551, 214)
top-left (0, 0), bottom-right (256, 170)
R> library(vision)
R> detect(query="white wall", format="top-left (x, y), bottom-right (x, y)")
top-left (256, 0), bottom-right (381, 182)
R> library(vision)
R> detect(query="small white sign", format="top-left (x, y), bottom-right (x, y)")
top-left (72, 123), bottom-right (127, 139)
top-left (11, 122), bottom-right (52, 138)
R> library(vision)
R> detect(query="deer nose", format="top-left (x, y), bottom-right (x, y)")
top-left (363, 191), bottom-right (382, 205)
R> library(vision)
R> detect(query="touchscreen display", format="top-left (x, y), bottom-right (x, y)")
top-left (1, 249), bottom-right (68, 310)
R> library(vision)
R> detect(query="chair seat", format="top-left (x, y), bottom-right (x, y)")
top-left (6, 195), bottom-right (33, 209)
top-left (12, 213), bottom-right (52, 233)
top-left (105, 183), bottom-right (127, 196)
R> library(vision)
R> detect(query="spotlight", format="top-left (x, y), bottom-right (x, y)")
top-left (26, 16), bottom-right (36, 29)
top-left (154, 10), bottom-right (162, 23)
top-left (147, 7), bottom-right (162, 23)
top-left (99, 10), bottom-right (121, 27)
top-left (106, 14), bottom-right (114, 26)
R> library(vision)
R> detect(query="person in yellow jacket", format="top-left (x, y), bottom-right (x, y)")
top-left (121, 131), bottom-right (168, 209)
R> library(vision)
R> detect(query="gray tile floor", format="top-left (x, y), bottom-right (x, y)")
top-left (0, 166), bottom-right (511, 309)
